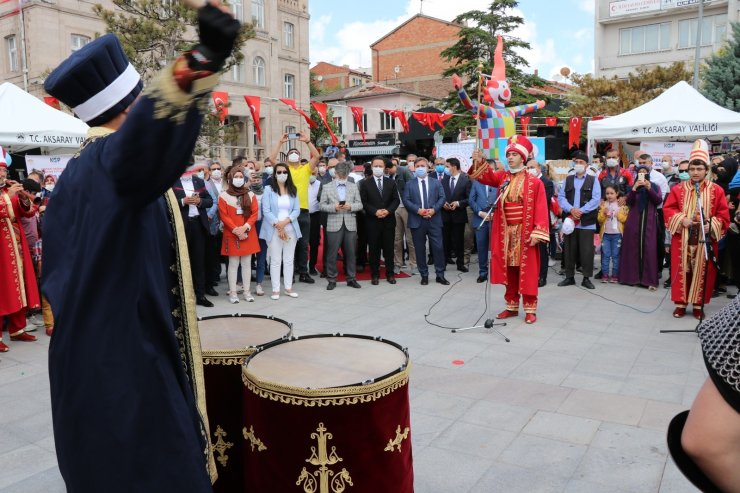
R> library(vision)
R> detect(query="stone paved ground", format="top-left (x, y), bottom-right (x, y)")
top-left (2, 262), bottom-right (731, 492)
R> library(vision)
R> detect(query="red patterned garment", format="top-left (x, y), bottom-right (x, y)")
top-left (0, 190), bottom-right (40, 316)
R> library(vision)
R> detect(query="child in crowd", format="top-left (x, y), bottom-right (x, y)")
top-left (597, 185), bottom-right (629, 283)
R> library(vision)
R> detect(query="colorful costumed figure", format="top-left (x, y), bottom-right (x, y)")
top-left (468, 135), bottom-right (550, 324)
top-left (452, 35), bottom-right (545, 159)
top-left (663, 139), bottom-right (730, 320)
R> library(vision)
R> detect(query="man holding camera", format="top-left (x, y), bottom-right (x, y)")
top-left (0, 161), bottom-right (40, 352)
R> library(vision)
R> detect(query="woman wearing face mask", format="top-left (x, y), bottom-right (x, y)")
top-left (219, 166), bottom-right (260, 303)
top-left (259, 162), bottom-right (302, 300)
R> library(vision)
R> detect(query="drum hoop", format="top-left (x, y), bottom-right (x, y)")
top-left (199, 314), bottom-right (293, 364)
top-left (241, 334), bottom-right (410, 407)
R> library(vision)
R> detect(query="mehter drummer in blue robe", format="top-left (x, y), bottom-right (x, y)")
top-left (41, 6), bottom-right (241, 492)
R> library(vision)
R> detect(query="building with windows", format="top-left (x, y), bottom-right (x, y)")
top-left (595, 0), bottom-right (740, 78)
top-left (0, 0), bottom-right (310, 160)
top-left (309, 61), bottom-right (371, 92)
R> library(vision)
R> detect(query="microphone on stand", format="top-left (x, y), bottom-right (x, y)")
top-left (477, 180), bottom-right (510, 229)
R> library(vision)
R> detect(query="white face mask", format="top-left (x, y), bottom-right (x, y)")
top-left (318, 165), bottom-right (327, 175)
top-left (509, 166), bottom-right (524, 174)
top-left (211, 170), bottom-right (222, 180)
top-left (527, 168), bottom-right (538, 177)
top-left (574, 164), bottom-right (586, 174)
top-left (309, 175), bottom-right (317, 184)
top-left (277, 173), bottom-right (289, 183)
top-left (264, 166), bottom-right (273, 176)
top-left (196, 171), bottom-right (205, 180)
top-left (45, 184), bottom-right (55, 192)
top-left (606, 158), bottom-right (618, 168)
top-left (232, 178), bottom-right (245, 188)
top-left (288, 153), bottom-right (300, 163)
top-left (372, 167), bottom-right (384, 177)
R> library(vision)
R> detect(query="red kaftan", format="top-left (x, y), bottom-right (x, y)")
top-left (0, 190), bottom-right (40, 316)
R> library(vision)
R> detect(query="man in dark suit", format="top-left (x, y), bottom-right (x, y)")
top-left (442, 158), bottom-right (471, 272)
top-left (527, 159), bottom-right (554, 287)
top-left (402, 157), bottom-right (448, 285)
top-left (469, 162), bottom-right (497, 283)
top-left (360, 156), bottom-right (400, 285)
top-left (174, 170), bottom-right (215, 306)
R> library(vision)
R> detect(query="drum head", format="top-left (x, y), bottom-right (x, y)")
top-left (245, 335), bottom-right (408, 389)
top-left (199, 315), bottom-right (292, 354)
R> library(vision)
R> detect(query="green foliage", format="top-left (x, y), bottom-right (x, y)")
top-left (440, 0), bottom-right (549, 137)
top-left (566, 62), bottom-right (692, 117)
top-left (310, 105), bottom-right (340, 146)
top-left (701, 22), bottom-right (740, 111)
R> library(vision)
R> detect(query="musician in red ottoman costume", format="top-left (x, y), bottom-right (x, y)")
top-left (0, 160), bottom-right (39, 352)
top-left (468, 135), bottom-right (550, 324)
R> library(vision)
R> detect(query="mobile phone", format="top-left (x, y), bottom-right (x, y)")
top-left (288, 132), bottom-right (301, 140)
top-left (339, 200), bottom-right (346, 206)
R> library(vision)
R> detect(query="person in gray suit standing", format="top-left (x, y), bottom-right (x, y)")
top-left (319, 161), bottom-right (363, 290)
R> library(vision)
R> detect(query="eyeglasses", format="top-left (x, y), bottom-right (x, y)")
top-left (275, 171), bottom-right (288, 175)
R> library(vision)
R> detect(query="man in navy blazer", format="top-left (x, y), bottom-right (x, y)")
top-left (441, 158), bottom-right (471, 272)
top-left (174, 171), bottom-right (214, 306)
top-left (469, 164), bottom-right (498, 283)
top-left (402, 157), bottom-right (449, 285)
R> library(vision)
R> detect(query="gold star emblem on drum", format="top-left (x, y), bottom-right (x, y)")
top-left (296, 422), bottom-right (353, 493)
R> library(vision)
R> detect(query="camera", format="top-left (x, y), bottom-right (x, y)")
top-left (287, 132), bottom-right (301, 140)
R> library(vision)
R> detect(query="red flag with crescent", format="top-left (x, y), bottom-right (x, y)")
top-left (279, 98), bottom-right (318, 128)
top-left (311, 102), bottom-right (338, 145)
top-left (591, 115), bottom-right (605, 121)
top-left (411, 112), bottom-right (436, 131)
top-left (545, 117), bottom-right (557, 127)
top-left (384, 109), bottom-right (410, 133)
top-left (349, 106), bottom-right (366, 143)
top-left (44, 96), bottom-right (61, 110)
top-left (244, 95), bottom-right (261, 143)
top-left (212, 91), bottom-right (228, 123)
top-left (520, 116), bottom-right (531, 135)
top-left (568, 116), bottom-right (582, 149)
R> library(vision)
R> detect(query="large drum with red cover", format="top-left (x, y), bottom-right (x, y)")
top-left (241, 334), bottom-right (414, 493)
top-left (199, 314), bottom-right (292, 493)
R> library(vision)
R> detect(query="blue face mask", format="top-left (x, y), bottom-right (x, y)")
top-left (435, 165), bottom-right (445, 174)
top-left (444, 168), bottom-right (451, 176)
top-left (679, 171), bottom-right (690, 181)
top-left (264, 166), bottom-right (273, 176)
top-left (415, 167), bottom-right (428, 178)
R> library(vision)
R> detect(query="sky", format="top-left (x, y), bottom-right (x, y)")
top-left (309, 0), bottom-right (595, 81)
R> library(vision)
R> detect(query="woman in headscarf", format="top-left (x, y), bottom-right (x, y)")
top-left (619, 165), bottom-right (663, 290)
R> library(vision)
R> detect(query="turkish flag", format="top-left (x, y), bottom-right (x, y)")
top-left (279, 98), bottom-right (318, 128)
top-left (591, 115), bottom-right (605, 121)
top-left (244, 95), bottom-right (261, 143)
top-left (411, 112), bottom-right (436, 131)
top-left (520, 116), bottom-right (531, 135)
top-left (349, 106), bottom-right (366, 143)
top-left (43, 96), bottom-right (60, 110)
top-left (212, 91), bottom-right (228, 123)
top-left (545, 117), bottom-right (557, 127)
top-left (384, 109), bottom-right (410, 133)
top-left (568, 117), bottom-right (582, 149)
top-left (311, 102), bottom-right (338, 145)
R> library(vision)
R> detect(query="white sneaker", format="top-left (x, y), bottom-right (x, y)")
top-left (29, 314), bottom-right (44, 326)
top-left (548, 259), bottom-right (556, 267)
top-left (284, 290), bottom-right (299, 298)
top-left (245, 293), bottom-right (255, 302)
top-left (270, 292), bottom-right (280, 300)
top-left (229, 292), bottom-right (239, 304)
top-left (255, 284), bottom-right (264, 296)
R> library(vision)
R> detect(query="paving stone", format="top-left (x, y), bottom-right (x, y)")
top-left (521, 411), bottom-right (601, 446)
top-left (431, 421), bottom-right (517, 460)
top-left (558, 389), bottom-right (648, 425)
top-left (659, 457), bottom-right (701, 492)
top-left (413, 445), bottom-right (492, 493)
top-left (573, 447), bottom-right (665, 493)
top-left (498, 434), bottom-right (588, 478)
top-left (589, 422), bottom-right (667, 461)
top-left (410, 390), bottom-right (475, 420)
top-left (409, 411), bottom-right (454, 449)
top-left (459, 399), bottom-right (536, 433)
top-left (485, 378), bottom-right (573, 412)
top-left (639, 400), bottom-right (691, 431)
top-left (469, 461), bottom-right (570, 493)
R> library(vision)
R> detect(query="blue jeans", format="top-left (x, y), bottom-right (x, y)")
top-left (601, 233), bottom-right (621, 277)
top-left (475, 222), bottom-right (491, 276)
top-left (255, 219), bottom-right (267, 284)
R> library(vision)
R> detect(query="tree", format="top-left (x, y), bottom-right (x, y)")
top-left (440, 0), bottom-right (548, 138)
top-left (701, 21), bottom-right (740, 111)
top-left (93, 0), bottom-right (253, 155)
top-left (308, 72), bottom-right (340, 146)
top-left (566, 62), bottom-right (692, 117)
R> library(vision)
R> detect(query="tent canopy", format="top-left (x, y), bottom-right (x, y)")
top-left (587, 81), bottom-right (740, 141)
top-left (0, 82), bottom-right (88, 151)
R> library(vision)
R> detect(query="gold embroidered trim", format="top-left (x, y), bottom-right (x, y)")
top-left (296, 423), bottom-right (353, 493)
top-left (1, 193), bottom-right (26, 307)
top-left (384, 425), bottom-right (410, 453)
top-left (203, 355), bottom-right (250, 366)
top-left (212, 426), bottom-right (234, 468)
top-left (242, 363), bottom-right (410, 407)
top-left (242, 425), bottom-right (267, 452)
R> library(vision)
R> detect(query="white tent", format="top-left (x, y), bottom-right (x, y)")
top-left (587, 81), bottom-right (740, 141)
top-left (0, 82), bottom-right (88, 151)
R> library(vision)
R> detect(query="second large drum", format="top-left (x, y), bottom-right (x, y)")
top-left (241, 334), bottom-right (414, 493)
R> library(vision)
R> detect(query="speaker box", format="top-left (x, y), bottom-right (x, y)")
top-left (537, 126), bottom-right (564, 138)
top-left (543, 136), bottom-right (565, 160)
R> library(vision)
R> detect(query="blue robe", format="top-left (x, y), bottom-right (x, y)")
top-left (42, 66), bottom-right (219, 492)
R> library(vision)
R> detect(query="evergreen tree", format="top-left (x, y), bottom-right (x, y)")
top-left (440, 0), bottom-right (547, 138)
top-left (701, 21), bottom-right (740, 111)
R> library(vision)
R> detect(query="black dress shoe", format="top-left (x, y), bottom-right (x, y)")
top-left (309, 267), bottom-right (319, 276)
top-left (446, 258), bottom-right (455, 265)
top-left (196, 296), bottom-right (214, 307)
top-left (205, 287), bottom-right (218, 296)
top-left (327, 282), bottom-right (336, 290)
top-left (558, 277), bottom-right (576, 287)
top-left (371, 277), bottom-right (379, 285)
top-left (457, 265), bottom-right (469, 273)
top-left (538, 278), bottom-right (546, 288)
top-left (320, 271), bottom-right (327, 278)
top-left (420, 276), bottom-right (429, 285)
top-left (299, 274), bottom-right (315, 284)
top-left (594, 270), bottom-right (603, 280)
top-left (476, 275), bottom-right (487, 283)
top-left (664, 278), bottom-right (671, 289)
top-left (436, 276), bottom-right (450, 285)
top-left (347, 280), bottom-right (361, 289)
top-left (386, 276), bottom-right (397, 284)
top-left (581, 277), bottom-right (595, 289)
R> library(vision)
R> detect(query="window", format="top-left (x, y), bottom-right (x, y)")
top-left (678, 14), bottom-right (727, 49)
top-left (333, 116), bottom-right (342, 133)
top-left (283, 22), bottom-right (294, 49)
top-left (353, 113), bottom-right (368, 133)
top-left (252, 0), bottom-right (264, 29)
top-left (5, 35), bottom-right (17, 72)
top-left (231, 0), bottom-right (243, 21)
top-left (619, 22), bottom-right (670, 55)
top-left (350, 76), bottom-right (363, 87)
top-left (252, 56), bottom-right (265, 86)
top-left (283, 73), bottom-right (295, 99)
top-left (379, 112), bottom-right (395, 131)
top-left (70, 34), bottom-right (90, 53)
top-left (231, 62), bottom-right (244, 82)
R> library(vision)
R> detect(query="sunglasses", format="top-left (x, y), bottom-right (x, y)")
top-left (275, 171), bottom-right (288, 175)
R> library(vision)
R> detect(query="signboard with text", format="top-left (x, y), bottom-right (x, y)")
top-left (609, 0), bottom-right (660, 17)
top-left (25, 155), bottom-right (73, 180)
top-left (348, 138), bottom-right (395, 148)
top-left (639, 141), bottom-right (693, 162)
